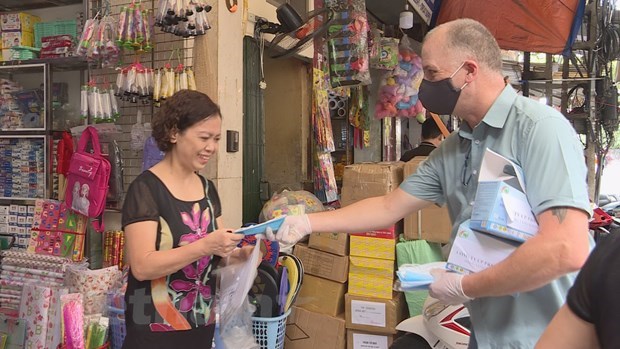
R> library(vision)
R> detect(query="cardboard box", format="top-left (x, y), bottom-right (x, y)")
top-left (285, 306), bottom-right (346, 349)
top-left (403, 157), bottom-right (452, 243)
top-left (345, 293), bottom-right (407, 334)
top-left (348, 256), bottom-right (394, 299)
top-left (294, 244), bottom-right (349, 283)
top-left (347, 330), bottom-right (396, 349)
top-left (470, 181), bottom-right (538, 242)
top-left (1, 13), bottom-right (41, 32)
top-left (309, 231), bottom-right (349, 256)
top-left (349, 235), bottom-right (396, 261)
top-left (447, 220), bottom-right (519, 274)
top-left (341, 162), bottom-right (404, 207)
top-left (295, 274), bottom-right (347, 316)
top-left (2, 31), bottom-right (34, 48)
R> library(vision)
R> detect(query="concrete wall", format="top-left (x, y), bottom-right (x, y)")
top-left (194, 1), bottom-right (244, 228)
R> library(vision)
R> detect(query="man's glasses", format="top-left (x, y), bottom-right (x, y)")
top-left (462, 145), bottom-right (473, 187)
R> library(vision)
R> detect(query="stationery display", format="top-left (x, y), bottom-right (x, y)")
top-left (28, 199), bottom-right (88, 262)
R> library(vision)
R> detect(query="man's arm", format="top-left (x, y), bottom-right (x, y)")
top-left (461, 206), bottom-right (590, 297)
top-left (309, 188), bottom-right (433, 234)
top-left (535, 305), bottom-right (600, 349)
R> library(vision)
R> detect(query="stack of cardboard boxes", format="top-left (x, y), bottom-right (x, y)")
top-left (285, 231), bottom-right (349, 349)
top-left (1, 12), bottom-right (40, 61)
top-left (341, 162), bottom-right (408, 348)
top-left (402, 157), bottom-right (452, 243)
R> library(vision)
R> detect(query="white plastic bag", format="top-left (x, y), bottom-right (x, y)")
top-left (215, 241), bottom-right (262, 349)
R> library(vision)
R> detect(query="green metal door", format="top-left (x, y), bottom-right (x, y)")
top-left (242, 36), bottom-right (265, 223)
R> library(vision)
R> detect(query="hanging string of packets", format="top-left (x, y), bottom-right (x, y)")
top-left (80, 80), bottom-right (120, 122)
top-left (155, 0), bottom-right (212, 37)
top-left (153, 63), bottom-right (197, 106)
top-left (75, 14), bottom-right (121, 68)
top-left (114, 61), bottom-right (154, 104)
top-left (117, 1), bottom-right (154, 52)
top-left (113, 59), bottom-right (196, 106)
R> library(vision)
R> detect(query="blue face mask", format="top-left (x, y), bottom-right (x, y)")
top-left (418, 62), bottom-right (468, 115)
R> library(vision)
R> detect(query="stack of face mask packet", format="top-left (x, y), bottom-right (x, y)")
top-left (395, 262), bottom-right (446, 291)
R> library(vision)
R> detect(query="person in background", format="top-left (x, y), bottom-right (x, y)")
top-left (121, 90), bottom-right (251, 348)
top-left (400, 117), bottom-right (444, 162)
top-left (536, 232), bottom-right (620, 349)
top-left (267, 18), bottom-right (591, 349)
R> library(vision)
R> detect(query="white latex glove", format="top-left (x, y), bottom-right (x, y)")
top-left (428, 269), bottom-right (473, 305)
top-left (265, 214), bottom-right (312, 250)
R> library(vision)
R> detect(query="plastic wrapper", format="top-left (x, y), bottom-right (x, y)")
top-left (61, 293), bottom-right (85, 349)
top-left (130, 110), bottom-right (146, 151)
top-left (76, 18), bottom-right (96, 57)
top-left (80, 86), bottom-right (89, 119)
top-left (153, 68), bottom-right (162, 103)
top-left (327, 0), bottom-right (372, 88)
top-left (187, 67), bottom-right (196, 90)
top-left (109, 88), bottom-right (120, 117)
top-left (371, 37), bottom-right (399, 70)
top-left (375, 35), bottom-right (425, 119)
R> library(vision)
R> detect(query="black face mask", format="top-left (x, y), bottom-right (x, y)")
top-left (418, 62), bottom-right (467, 115)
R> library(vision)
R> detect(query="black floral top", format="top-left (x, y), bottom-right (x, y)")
top-left (121, 171), bottom-right (221, 348)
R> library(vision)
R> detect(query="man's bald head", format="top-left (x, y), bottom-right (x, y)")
top-left (424, 18), bottom-right (503, 73)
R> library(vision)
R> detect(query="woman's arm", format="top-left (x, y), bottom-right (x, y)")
top-left (125, 220), bottom-right (244, 281)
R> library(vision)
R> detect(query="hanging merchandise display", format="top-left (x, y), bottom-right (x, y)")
top-left (152, 58), bottom-right (197, 106)
top-left (326, 0), bottom-right (371, 87)
top-left (117, 1), bottom-right (154, 52)
top-left (349, 85), bottom-right (370, 148)
top-left (113, 61), bottom-right (154, 105)
top-left (75, 14), bottom-right (121, 68)
top-left (370, 36), bottom-right (399, 71)
top-left (375, 35), bottom-right (425, 119)
top-left (80, 79), bottom-right (120, 122)
top-left (155, 0), bottom-right (212, 37)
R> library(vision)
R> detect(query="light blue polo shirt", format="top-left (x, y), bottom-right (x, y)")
top-left (400, 85), bottom-right (591, 349)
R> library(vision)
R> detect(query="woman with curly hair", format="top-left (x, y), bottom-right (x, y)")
top-left (121, 90), bottom-right (249, 348)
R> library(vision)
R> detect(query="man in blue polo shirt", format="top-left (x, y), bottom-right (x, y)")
top-left (267, 18), bottom-right (591, 348)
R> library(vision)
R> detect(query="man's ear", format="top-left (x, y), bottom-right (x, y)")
top-left (463, 60), bottom-right (478, 82)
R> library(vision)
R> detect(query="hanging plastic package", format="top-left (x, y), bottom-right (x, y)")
top-left (130, 110), bottom-right (146, 152)
top-left (101, 88), bottom-right (112, 121)
top-left (327, 0), bottom-right (372, 87)
top-left (106, 139), bottom-right (125, 204)
top-left (153, 68), bottom-right (162, 106)
top-left (187, 67), bottom-right (196, 90)
top-left (142, 136), bottom-right (165, 171)
top-left (375, 35), bottom-right (425, 119)
top-left (80, 86), bottom-right (89, 119)
top-left (109, 87), bottom-right (119, 118)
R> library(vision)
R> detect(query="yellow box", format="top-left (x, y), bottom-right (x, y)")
top-left (2, 31), bottom-right (34, 48)
top-left (350, 235), bottom-right (396, 260)
top-left (348, 256), bottom-right (395, 299)
top-left (1, 13), bottom-right (41, 32)
top-left (348, 274), bottom-right (394, 299)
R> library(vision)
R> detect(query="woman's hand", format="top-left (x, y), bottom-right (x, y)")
top-left (224, 245), bottom-right (264, 267)
top-left (203, 229), bottom-right (244, 258)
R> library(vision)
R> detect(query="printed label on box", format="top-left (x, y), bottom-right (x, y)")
top-left (351, 300), bottom-right (386, 328)
top-left (352, 333), bottom-right (389, 349)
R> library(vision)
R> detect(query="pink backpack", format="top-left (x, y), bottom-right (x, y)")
top-left (64, 126), bottom-right (111, 232)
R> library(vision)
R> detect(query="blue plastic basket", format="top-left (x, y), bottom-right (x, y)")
top-left (251, 310), bottom-right (290, 349)
top-left (108, 306), bottom-right (126, 349)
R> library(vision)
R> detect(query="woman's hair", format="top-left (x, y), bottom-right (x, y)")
top-left (152, 90), bottom-right (221, 151)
